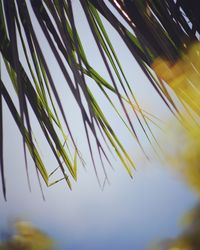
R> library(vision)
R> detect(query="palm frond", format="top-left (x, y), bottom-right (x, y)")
top-left (0, 0), bottom-right (199, 199)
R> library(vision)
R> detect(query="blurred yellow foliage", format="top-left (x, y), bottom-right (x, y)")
top-left (147, 42), bottom-right (200, 250)
top-left (163, 120), bottom-right (200, 197)
top-left (0, 221), bottom-right (54, 250)
top-left (148, 203), bottom-right (200, 250)
top-left (152, 42), bottom-right (200, 115)
top-left (173, 124), bottom-right (200, 196)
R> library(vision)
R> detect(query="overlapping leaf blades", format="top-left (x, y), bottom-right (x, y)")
top-left (0, 0), bottom-right (161, 199)
top-left (2, 0), bottom-right (198, 200)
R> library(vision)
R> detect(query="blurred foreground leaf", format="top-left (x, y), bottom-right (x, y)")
top-left (0, 221), bottom-right (54, 250)
top-left (165, 122), bottom-right (200, 196)
top-left (148, 203), bottom-right (200, 250)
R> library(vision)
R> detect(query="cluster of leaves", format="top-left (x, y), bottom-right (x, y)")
top-left (0, 0), bottom-right (199, 200)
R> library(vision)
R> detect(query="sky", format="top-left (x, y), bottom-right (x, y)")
top-left (0, 1), bottom-right (199, 250)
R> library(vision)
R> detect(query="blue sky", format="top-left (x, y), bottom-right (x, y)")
top-left (0, 1), bottom-right (198, 250)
